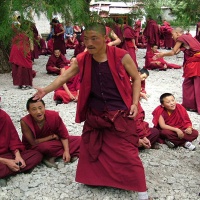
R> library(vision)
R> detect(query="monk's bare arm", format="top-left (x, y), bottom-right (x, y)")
top-left (122, 54), bottom-right (141, 117)
top-left (109, 30), bottom-right (121, 46)
top-left (20, 120), bottom-right (58, 145)
top-left (34, 59), bottom-right (79, 100)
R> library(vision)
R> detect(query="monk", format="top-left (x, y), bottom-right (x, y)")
top-left (46, 49), bottom-right (69, 75)
top-left (143, 16), bottom-right (160, 52)
top-left (54, 57), bottom-right (80, 104)
top-left (154, 27), bottom-right (200, 114)
top-left (65, 33), bottom-right (79, 49)
top-left (51, 19), bottom-right (66, 55)
top-left (136, 103), bottom-right (160, 149)
top-left (0, 109), bottom-right (42, 186)
top-left (105, 26), bottom-right (121, 47)
top-left (9, 22), bottom-right (34, 90)
top-left (195, 20), bottom-right (200, 43)
top-left (145, 44), bottom-right (181, 70)
top-left (47, 38), bottom-right (54, 54)
top-left (134, 19), bottom-right (142, 46)
top-left (74, 35), bottom-right (86, 57)
top-left (152, 93), bottom-right (198, 150)
top-left (33, 22), bottom-right (151, 200)
top-left (20, 97), bottom-right (81, 168)
top-left (38, 36), bottom-right (48, 56)
top-left (138, 68), bottom-right (149, 100)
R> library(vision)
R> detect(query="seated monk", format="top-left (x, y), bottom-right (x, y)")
top-left (0, 109), bottom-right (42, 186)
top-left (152, 93), bottom-right (198, 150)
top-left (20, 97), bottom-right (81, 168)
top-left (135, 103), bottom-right (160, 149)
top-left (74, 35), bottom-right (86, 57)
top-left (145, 44), bottom-right (182, 70)
top-left (46, 49), bottom-right (69, 75)
top-left (65, 33), bottom-right (79, 49)
top-left (138, 68), bottom-right (149, 100)
top-left (47, 38), bottom-right (54, 55)
top-left (38, 36), bottom-right (48, 56)
top-left (54, 56), bottom-right (80, 104)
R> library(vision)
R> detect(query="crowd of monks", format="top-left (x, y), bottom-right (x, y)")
top-left (1, 16), bottom-right (199, 198)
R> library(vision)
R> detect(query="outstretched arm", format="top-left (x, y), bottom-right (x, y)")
top-left (33, 59), bottom-right (79, 100)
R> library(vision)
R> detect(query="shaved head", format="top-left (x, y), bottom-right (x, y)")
top-left (172, 27), bottom-right (184, 34)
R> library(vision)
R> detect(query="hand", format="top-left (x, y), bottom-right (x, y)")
top-left (69, 93), bottom-right (75, 100)
top-left (184, 127), bottom-right (192, 134)
top-left (15, 156), bottom-right (26, 169)
top-left (153, 52), bottom-right (164, 60)
top-left (107, 42), bottom-right (113, 46)
top-left (135, 46), bottom-right (138, 51)
top-left (52, 134), bottom-right (59, 140)
top-left (62, 151), bottom-right (71, 163)
top-left (139, 137), bottom-right (151, 149)
top-left (74, 95), bottom-right (78, 102)
top-left (128, 104), bottom-right (138, 118)
top-left (33, 87), bottom-right (46, 101)
top-left (140, 92), bottom-right (148, 100)
top-left (6, 159), bottom-right (20, 172)
top-left (176, 128), bottom-right (184, 139)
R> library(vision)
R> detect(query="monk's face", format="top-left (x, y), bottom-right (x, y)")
top-left (83, 30), bottom-right (106, 55)
top-left (54, 50), bottom-right (61, 57)
top-left (151, 45), bottom-right (158, 53)
top-left (139, 73), bottom-right (148, 81)
top-left (28, 101), bottom-right (45, 123)
top-left (162, 95), bottom-right (176, 112)
top-left (171, 31), bottom-right (179, 41)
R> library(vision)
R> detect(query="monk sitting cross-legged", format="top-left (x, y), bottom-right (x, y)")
top-left (0, 109), bottom-right (42, 186)
top-left (20, 97), bottom-right (81, 168)
top-left (152, 93), bottom-right (198, 150)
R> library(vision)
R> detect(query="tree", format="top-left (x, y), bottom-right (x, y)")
top-left (0, 0), bottom-right (91, 73)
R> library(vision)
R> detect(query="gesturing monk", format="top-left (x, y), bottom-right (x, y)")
top-left (154, 27), bottom-right (200, 114)
top-left (33, 22), bottom-right (151, 200)
top-left (20, 97), bottom-right (81, 168)
top-left (0, 109), bottom-right (42, 186)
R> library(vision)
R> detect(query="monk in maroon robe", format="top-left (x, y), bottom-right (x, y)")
top-left (47, 38), bottom-right (54, 54)
top-left (135, 103), bottom-right (160, 149)
top-left (54, 57), bottom-right (80, 104)
top-left (51, 19), bottom-right (66, 55)
top-left (31, 22), bottom-right (39, 61)
top-left (195, 21), bottom-right (200, 43)
top-left (0, 109), bottom-right (42, 184)
top-left (33, 23), bottom-right (150, 200)
top-left (134, 19), bottom-right (141, 46)
top-left (65, 33), bottom-right (79, 49)
top-left (20, 98), bottom-right (81, 168)
top-left (46, 49), bottom-right (69, 75)
top-left (152, 93), bottom-right (198, 150)
top-left (143, 16), bottom-right (160, 52)
top-left (38, 36), bottom-right (47, 56)
top-left (145, 44), bottom-right (181, 70)
top-left (155, 27), bottom-right (200, 114)
top-left (9, 30), bottom-right (34, 89)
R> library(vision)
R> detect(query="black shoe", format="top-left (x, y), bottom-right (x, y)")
top-left (56, 100), bottom-right (63, 105)
top-left (165, 140), bottom-right (175, 148)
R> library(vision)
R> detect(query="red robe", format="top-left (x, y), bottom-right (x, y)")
top-left (53, 23), bottom-right (66, 55)
top-left (46, 53), bottom-right (69, 74)
top-left (38, 38), bottom-right (47, 55)
top-left (152, 104), bottom-right (198, 146)
top-left (75, 46), bottom-right (147, 192)
top-left (195, 22), bottom-right (200, 43)
top-left (21, 110), bottom-right (81, 158)
top-left (143, 19), bottom-right (160, 51)
top-left (134, 20), bottom-right (141, 45)
top-left (9, 33), bottom-right (33, 86)
top-left (47, 38), bottom-right (54, 54)
top-left (54, 66), bottom-right (80, 103)
top-left (160, 24), bottom-right (174, 48)
top-left (145, 50), bottom-right (181, 70)
top-left (31, 23), bottom-right (39, 60)
top-left (122, 25), bottom-right (138, 68)
top-left (0, 109), bottom-right (42, 178)
top-left (177, 34), bottom-right (200, 114)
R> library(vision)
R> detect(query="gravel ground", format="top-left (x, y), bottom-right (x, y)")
top-left (0, 48), bottom-right (199, 200)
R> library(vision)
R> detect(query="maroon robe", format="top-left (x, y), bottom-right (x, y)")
top-left (9, 33), bottom-right (33, 86)
top-left (31, 23), bottom-right (39, 60)
top-left (46, 53), bottom-right (69, 74)
top-left (122, 25), bottom-right (138, 68)
top-left (75, 46), bottom-right (147, 192)
top-left (38, 38), bottom-right (47, 55)
top-left (134, 20), bottom-right (141, 45)
top-left (145, 50), bottom-right (181, 70)
top-left (21, 110), bottom-right (81, 158)
top-left (0, 109), bottom-right (42, 178)
top-left (54, 66), bottom-right (80, 103)
top-left (135, 103), bottom-right (160, 146)
top-left (152, 104), bottom-right (198, 146)
top-left (143, 19), bottom-right (160, 51)
top-left (47, 38), bottom-right (54, 54)
top-left (53, 23), bottom-right (66, 55)
top-left (177, 34), bottom-right (200, 114)
top-left (195, 22), bottom-right (200, 43)
top-left (65, 35), bottom-right (79, 49)
top-left (160, 24), bottom-right (174, 49)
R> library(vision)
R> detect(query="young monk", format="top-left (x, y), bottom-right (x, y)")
top-left (138, 68), bottom-right (149, 100)
top-left (136, 103), bottom-right (160, 149)
top-left (0, 109), bottom-right (42, 186)
top-left (154, 27), bottom-right (200, 114)
top-left (33, 22), bottom-right (151, 200)
top-left (46, 49), bottom-right (69, 75)
top-left (54, 56), bottom-right (80, 104)
top-left (145, 44), bottom-right (182, 70)
top-left (20, 97), bottom-right (81, 168)
top-left (152, 93), bottom-right (198, 150)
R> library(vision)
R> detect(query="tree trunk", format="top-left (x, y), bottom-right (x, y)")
top-left (0, 42), bottom-right (11, 74)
